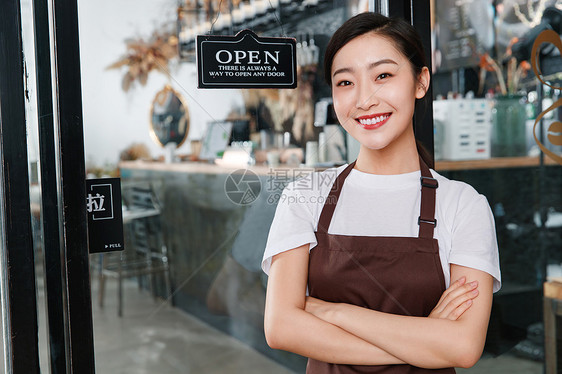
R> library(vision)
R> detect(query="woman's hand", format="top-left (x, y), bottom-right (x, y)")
top-left (429, 276), bottom-right (479, 321)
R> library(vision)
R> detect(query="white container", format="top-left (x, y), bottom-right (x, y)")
top-left (318, 132), bottom-right (327, 163)
top-left (433, 98), bottom-right (492, 161)
top-left (305, 141), bottom-right (319, 167)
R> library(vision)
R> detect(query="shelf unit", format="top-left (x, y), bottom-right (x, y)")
top-left (177, 0), bottom-right (347, 61)
top-left (435, 156), bottom-right (559, 171)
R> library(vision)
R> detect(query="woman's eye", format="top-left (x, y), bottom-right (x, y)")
top-left (377, 73), bottom-right (392, 80)
top-left (336, 80), bottom-right (352, 87)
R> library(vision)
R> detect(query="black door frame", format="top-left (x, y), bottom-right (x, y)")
top-left (51, 0), bottom-right (96, 370)
top-left (0, 0), bottom-right (95, 373)
top-left (0, 0), bottom-right (41, 372)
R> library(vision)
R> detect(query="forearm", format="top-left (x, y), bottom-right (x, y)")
top-left (265, 306), bottom-right (404, 365)
top-left (328, 304), bottom-right (483, 368)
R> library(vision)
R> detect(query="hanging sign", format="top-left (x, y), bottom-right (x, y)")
top-left (197, 29), bottom-right (297, 89)
top-left (86, 178), bottom-right (124, 253)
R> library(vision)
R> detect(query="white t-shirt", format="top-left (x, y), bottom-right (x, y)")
top-left (262, 164), bottom-right (502, 292)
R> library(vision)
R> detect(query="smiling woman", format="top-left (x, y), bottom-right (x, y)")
top-left (263, 12), bottom-right (501, 374)
top-left (330, 32), bottom-right (428, 162)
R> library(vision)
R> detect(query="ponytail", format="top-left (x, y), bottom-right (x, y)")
top-left (415, 140), bottom-right (434, 169)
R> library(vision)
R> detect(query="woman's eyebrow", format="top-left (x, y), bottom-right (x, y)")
top-left (332, 58), bottom-right (399, 78)
top-left (368, 58), bottom-right (398, 69)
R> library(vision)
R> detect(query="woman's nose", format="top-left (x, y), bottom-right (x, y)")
top-left (355, 81), bottom-right (379, 110)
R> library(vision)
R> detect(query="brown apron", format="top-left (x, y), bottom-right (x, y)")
top-left (307, 158), bottom-right (455, 374)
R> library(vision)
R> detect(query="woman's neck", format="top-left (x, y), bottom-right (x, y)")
top-left (354, 135), bottom-right (420, 175)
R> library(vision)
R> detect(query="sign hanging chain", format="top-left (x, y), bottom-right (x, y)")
top-left (210, 0), bottom-right (224, 33)
top-left (268, 0), bottom-right (286, 37)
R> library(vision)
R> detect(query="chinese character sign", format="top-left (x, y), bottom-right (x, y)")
top-left (86, 178), bottom-right (124, 253)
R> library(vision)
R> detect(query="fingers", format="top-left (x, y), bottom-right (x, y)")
top-left (431, 278), bottom-right (479, 319)
top-left (442, 281), bottom-right (479, 311)
top-left (448, 299), bottom-right (473, 320)
top-left (439, 287), bottom-right (479, 320)
top-left (432, 277), bottom-right (467, 314)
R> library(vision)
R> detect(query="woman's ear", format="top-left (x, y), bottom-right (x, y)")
top-left (415, 66), bottom-right (430, 99)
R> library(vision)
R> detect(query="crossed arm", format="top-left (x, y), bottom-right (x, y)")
top-left (264, 244), bottom-right (493, 368)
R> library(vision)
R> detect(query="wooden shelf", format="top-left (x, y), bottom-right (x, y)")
top-left (435, 156), bottom-right (559, 171)
top-left (121, 156), bottom-right (559, 175)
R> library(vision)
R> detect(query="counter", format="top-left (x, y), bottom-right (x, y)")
top-left (119, 160), bottom-right (308, 371)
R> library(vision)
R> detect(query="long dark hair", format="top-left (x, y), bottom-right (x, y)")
top-left (324, 12), bottom-right (433, 166)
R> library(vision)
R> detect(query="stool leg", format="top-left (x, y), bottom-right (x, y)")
top-left (118, 253), bottom-right (123, 317)
top-left (118, 273), bottom-right (123, 317)
top-left (163, 246), bottom-right (173, 306)
top-left (98, 254), bottom-right (106, 308)
top-left (146, 249), bottom-right (156, 301)
top-left (165, 267), bottom-right (172, 305)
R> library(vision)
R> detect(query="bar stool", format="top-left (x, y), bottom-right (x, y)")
top-left (97, 185), bottom-right (173, 316)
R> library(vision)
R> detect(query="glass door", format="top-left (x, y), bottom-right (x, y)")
top-left (78, 1), bottom-right (376, 373)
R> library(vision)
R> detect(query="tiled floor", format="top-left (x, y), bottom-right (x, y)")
top-left (1, 272), bottom-right (545, 373)
top-left (1, 272), bottom-right (293, 374)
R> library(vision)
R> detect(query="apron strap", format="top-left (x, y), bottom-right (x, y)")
top-left (317, 161), bottom-right (356, 233)
top-left (418, 157), bottom-right (438, 239)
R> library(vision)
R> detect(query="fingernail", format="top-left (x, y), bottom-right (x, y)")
top-left (467, 299), bottom-right (473, 305)
top-left (459, 276), bottom-right (466, 284)
top-left (470, 281), bottom-right (478, 287)
top-left (471, 289), bottom-right (479, 296)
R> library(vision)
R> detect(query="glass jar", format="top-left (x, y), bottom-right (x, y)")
top-left (491, 95), bottom-right (528, 157)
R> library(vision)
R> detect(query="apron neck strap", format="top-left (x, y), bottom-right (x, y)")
top-left (316, 157), bottom-right (438, 238)
top-left (317, 161), bottom-right (356, 233)
top-left (418, 156), bottom-right (438, 239)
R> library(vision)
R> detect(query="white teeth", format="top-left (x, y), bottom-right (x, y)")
top-left (358, 114), bottom-right (389, 126)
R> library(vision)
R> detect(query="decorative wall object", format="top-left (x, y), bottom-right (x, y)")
top-left (106, 31), bottom-right (179, 91)
top-left (149, 85), bottom-right (190, 148)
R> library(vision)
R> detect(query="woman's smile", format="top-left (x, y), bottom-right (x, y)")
top-left (356, 113), bottom-right (392, 130)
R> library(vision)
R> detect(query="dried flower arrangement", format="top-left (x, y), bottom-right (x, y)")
top-left (106, 31), bottom-right (179, 91)
top-left (119, 142), bottom-right (152, 161)
top-left (478, 38), bottom-right (532, 96)
top-left (480, 0), bottom-right (553, 96)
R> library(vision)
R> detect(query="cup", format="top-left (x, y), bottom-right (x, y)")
top-left (305, 141), bottom-right (319, 167)
top-left (190, 140), bottom-right (202, 158)
top-left (318, 132), bottom-right (327, 163)
top-left (267, 150), bottom-right (280, 168)
top-left (165, 142), bottom-right (177, 163)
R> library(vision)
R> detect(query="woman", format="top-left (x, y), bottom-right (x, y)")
top-left (262, 12), bottom-right (501, 373)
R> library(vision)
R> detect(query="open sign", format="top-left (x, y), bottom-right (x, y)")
top-left (197, 29), bottom-right (297, 89)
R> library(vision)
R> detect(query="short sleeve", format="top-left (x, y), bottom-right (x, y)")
top-left (261, 181), bottom-right (320, 275)
top-left (449, 191), bottom-right (502, 292)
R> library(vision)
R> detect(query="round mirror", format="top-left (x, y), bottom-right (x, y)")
top-left (149, 85), bottom-right (190, 148)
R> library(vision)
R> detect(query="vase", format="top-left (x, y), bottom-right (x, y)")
top-left (491, 95), bottom-right (528, 157)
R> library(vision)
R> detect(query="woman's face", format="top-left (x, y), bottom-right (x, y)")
top-left (331, 32), bottom-right (428, 152)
